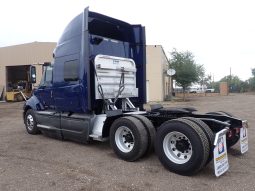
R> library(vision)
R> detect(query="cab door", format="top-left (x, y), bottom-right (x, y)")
top-left (35, 65), bottom-right (61, 138)
top-left (36, 65), bottom-right (54, 109)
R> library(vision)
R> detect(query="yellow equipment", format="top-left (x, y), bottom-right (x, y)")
top-left (6, 81), bottom-right (31, 102)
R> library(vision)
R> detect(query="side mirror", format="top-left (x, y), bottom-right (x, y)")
top-left (29, 65), bottom-right (36, 84)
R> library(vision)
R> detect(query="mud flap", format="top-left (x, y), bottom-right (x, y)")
top-left (240, 120), bottom-right (248, 154)
top-left (213, 129), bottom-right (229, 177)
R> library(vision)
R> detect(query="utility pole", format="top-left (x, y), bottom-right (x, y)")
top-left (229, 67), bottom-right (232, 93)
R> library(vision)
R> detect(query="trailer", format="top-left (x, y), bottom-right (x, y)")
top-left (23, 7), bottom-right (248, 176)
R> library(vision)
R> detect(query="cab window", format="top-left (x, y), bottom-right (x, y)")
top-left (40, 66), bottom-right (53, 86)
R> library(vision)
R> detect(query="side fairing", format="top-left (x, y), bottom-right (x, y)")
top-left (130, 25), bottom-right (146, 110)
top-left (53, 9), bottom-right (89, 113)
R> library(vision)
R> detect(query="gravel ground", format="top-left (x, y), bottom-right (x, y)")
top-left (0, 94), bottom-right (254, 191)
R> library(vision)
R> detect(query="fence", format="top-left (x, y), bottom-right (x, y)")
top-left (174, 92), bottom-right (220, 98)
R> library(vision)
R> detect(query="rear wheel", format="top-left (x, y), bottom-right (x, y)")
top-left (110, 116), bottom-right (148, 162)
top-left (155, 118), bottom-right (210, 175)
top-left (183, 117), bottom-right (214, 164)
top-left (25, 109), bottom-right (40, 134)
top-left (132, 115), bottom-right (156, 155)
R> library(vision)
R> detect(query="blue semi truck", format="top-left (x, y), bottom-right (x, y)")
top-left (23, 7), bottom-right (248, 176)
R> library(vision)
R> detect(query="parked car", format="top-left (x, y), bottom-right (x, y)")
top-left (205, 88), bottom-right (215, 93)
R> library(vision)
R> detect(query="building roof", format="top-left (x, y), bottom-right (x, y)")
top-left (146, 45), bottom-right (169, 64)
top-left (0, 41), bottom-right (56, 49)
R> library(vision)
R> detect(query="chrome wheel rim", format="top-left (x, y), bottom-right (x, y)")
top-left (115, 126), bottom-right (134, 153)
top-left (163, 131), bottom-right (192, 164)
top-left (26, 114), bottom-right (34, 131)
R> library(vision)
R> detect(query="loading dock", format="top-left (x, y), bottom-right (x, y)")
top-left (6, 65), bottom-right (30, 90)
top-left (5, 65), bottom-right (32, 101)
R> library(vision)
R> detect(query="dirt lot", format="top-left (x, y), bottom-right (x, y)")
top-left (0, 94), bottom-right (254, 191)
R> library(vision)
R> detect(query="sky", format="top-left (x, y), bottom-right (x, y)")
top-left (0, 0), bottom-right (254, 81)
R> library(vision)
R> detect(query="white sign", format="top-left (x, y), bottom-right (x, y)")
top-left (214, 134), bottom-right (229, 177)
top-left (240, 126), bottom-right (248, 154)
top-left (167, 69), bottom-right (176, 76)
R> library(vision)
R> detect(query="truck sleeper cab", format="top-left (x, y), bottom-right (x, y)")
top-left (23, 7), bottom-right (248, 176)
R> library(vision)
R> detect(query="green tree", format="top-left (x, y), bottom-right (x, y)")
top-left (249, 78), bottom-right (255, 91)
top-left (220, 75), bottom-right (243, 93)
top-left (211, 81), bottom-right (220, 92)
top-left (241, 81), bottom-right (249, 92)
top-left (202, 74), bottom-right (212, 87)
top-left (252, 68), bottom-right (255, 77)
top-left (248, 68), bottom-right (255, 91)
top-left (170, 49), bottom-right (205, 100)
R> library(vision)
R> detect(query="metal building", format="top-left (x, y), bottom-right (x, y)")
top-left (0, 42), bottom-right (56, 100)
top-left (146, 45), bottom-right (169, 102)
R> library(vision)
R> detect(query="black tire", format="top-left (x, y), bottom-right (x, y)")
top-left (183, 117), bottom-right (214, 164)
top-left (132, 115), bottom-right (156, 155)
top-left (16, 93), bottom-right (24, 102)
top-left (206, 111), bottom-right (239, 148)
top-left (110, 116), bottom-right (148, 162)
top-left (25, 109), bottom-right (40, 135)
top-left (155, 118), bottom-right (210, 176)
